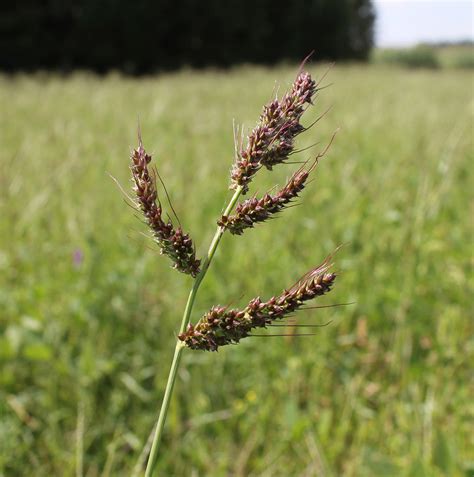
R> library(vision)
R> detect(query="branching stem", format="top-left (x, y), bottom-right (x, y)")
top-left (144, 186), bottom-right (243, 477)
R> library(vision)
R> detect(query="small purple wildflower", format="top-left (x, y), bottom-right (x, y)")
top-left (73, 248), bottom-right (84, 268)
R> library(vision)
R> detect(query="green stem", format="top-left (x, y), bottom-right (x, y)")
top-left (144, 186), bottom-right (243, 477)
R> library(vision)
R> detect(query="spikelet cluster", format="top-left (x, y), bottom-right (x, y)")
top-left (131, 143), bottom-right (201, 277)
top-left (230, 71), bottom-right (316, 193)
top-left (178, 259), bottom-right (336, 351)
top-left (218, 167), bottom-right (309, 235)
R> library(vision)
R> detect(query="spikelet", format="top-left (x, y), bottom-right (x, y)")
top-left (131, 142), bottom-right (201, 277)
top-left (178, 257), bottom-right (336, 351)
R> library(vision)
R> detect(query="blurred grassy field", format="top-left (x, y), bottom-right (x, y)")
top-left (0, 64), bottom-right (473, 476)
top-left (436, 45), bottom-right (474, 69)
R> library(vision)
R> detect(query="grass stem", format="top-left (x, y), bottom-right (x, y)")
top-left (144, 186), bottom-right (243, 476)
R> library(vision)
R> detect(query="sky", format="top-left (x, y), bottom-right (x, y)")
top-left (374, 0), bottom-right (474, 47)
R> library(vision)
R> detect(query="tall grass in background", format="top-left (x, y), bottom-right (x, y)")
top-left (373, 46), bottom-right (440, 69)
top-left (0, 64), bottom-right (473, 476)
top-left (439, 45), bottom-right (474, 69)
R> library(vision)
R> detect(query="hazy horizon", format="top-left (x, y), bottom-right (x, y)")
top-left (375, 0), bottom-right (473, 47)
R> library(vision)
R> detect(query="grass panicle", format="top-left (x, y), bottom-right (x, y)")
top-left (178, 257), bottom-right (336, 351)
top-left (134, 63), bottom-right (339, 476)
top-left (130, 142), bottom-right (201, 277)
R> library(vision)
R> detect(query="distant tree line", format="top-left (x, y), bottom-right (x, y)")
top-left (0, 0), bottom-right (375, 74)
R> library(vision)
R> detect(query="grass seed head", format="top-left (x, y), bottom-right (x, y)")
top-left (178, 257), bottom-right (336, 351)
top-left (131, 143), bottom-right (201, 277)
top-left (230, 71), bottom-right (317, 193)
top-left (219, 167), bottom-right (309, 234)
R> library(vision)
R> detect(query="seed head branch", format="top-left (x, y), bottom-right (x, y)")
top-left (219, 166), bottom-right (309, 234)
top-left (130, 141), bottom-right (200, 277)
top-left (178, 256), bottom-right (336, 351)
top-left (230, 70), bottom-right (318, 193)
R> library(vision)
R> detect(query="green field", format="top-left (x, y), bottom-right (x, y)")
top-left (1, 64), bottom-right (473, 476)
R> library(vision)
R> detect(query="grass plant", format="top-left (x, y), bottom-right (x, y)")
top-left (130, 64), bottom-right (339, 475)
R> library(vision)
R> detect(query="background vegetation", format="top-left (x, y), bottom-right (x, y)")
top-left (0, 63), bottom-right (472, 476)
top-left (372, 43), bottom-right (474, 70)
